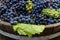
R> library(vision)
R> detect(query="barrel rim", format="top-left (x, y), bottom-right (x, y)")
top-left (0, 21), bottom-right (60, 40)
top-left (0, 29), bottom-right (60, 40)
top-left (0, 21), bottom-right (60, 28)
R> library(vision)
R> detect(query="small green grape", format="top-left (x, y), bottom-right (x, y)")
top-left (13, 23), bottom-right (45, 37)
top-left (42, 8), bottom-right (59, 18)
top-left (17, 28), bottom-right (27, 35)
top-left (57, 8), bottom-right (60, 16)
top-left (26, 0), bottom-right (34, 13)
top-left (57, 8), bottom-right (60, 13)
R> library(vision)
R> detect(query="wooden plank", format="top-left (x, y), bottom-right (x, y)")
top-left (0, 21), bottom-right (14, 33)
top-left (0, 35), bottom-right (6, 40)
top-left (51, 36), bottom-right (60, 40)
top-left (0, 21), bottom-right (60, 36)
top-left (40, 28), bottom-right (53, 36)
top-left (53, 26), bottom-right (60, 33)
top-left (0, 21), bottom-right (58, 35)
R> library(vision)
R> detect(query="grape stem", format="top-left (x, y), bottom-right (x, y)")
top-left (14, 7), bottom-right (19, 16)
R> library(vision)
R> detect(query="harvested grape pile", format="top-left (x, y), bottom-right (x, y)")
top-left (0, 0), bottom-right (60, 25)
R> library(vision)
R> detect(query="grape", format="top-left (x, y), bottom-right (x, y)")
top-left (13, 23), bottom-right (45, 37)
top-left (42, 9), bottom-right (59, 18)
top-left (0, 0), bottom-right (60, 25)
top-left (2, 0), bottom-right (60, 37)
top-left (26, 0), bottom-right (34, 13)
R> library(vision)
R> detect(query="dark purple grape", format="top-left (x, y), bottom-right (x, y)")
top-left (0, 0), bottom-right (60, 25)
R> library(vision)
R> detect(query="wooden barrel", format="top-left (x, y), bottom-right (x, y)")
top-left (0, 21), bottom-right (60, 40)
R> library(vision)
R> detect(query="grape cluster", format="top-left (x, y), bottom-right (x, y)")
top-left (26, 0), bottom-right (34, 13)
top-left (42, 9), bottom-right (59, 18)
top-left (13, 23), bottom-right (45, 37)
top-left (1, 0), bottom-right (60, 25)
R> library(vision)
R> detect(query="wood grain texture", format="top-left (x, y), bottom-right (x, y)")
top-left (0, 30), bottom-right (60, 40)
top-left (0, 21), bottom-right (60, 40)
top-left (0, 21), bottom-right (60, 35)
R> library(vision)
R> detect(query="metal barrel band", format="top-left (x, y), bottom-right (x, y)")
top-left (0, 29), bottom-right (60, 40)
